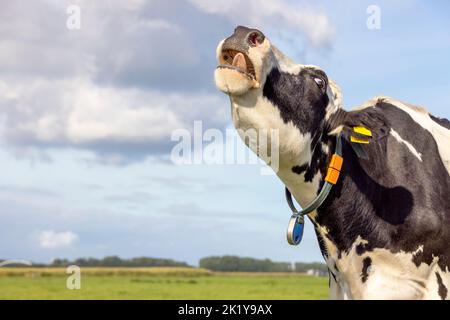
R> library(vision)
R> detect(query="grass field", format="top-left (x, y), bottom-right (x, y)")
top-left (0, 267), bottom-right (328, 300)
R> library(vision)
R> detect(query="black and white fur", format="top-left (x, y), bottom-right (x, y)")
top-left (215, 26), bottom-right (450, 300)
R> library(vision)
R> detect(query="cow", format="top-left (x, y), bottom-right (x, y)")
top-left (214, 26), bottom-right (450, 300)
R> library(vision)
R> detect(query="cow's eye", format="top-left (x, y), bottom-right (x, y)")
top-left (314, 78), bottom-right (326, 92)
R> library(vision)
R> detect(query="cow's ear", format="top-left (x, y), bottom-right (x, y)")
top-left (327, 107), bottom-right (390, 158)
top-left (341, 126), bottom-right (372, 143)
top-left (329, 108), bottom-right (389, 140)
top-left (339, 126), bottom-right (373, 159)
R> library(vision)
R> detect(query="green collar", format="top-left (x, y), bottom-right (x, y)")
top-left (285, 134), bottom-right (343, 245)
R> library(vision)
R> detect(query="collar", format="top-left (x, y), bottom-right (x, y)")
top-left (285, 125), bottom-right (373, 245)
top-left (285, 134), bottom-right (343, 245)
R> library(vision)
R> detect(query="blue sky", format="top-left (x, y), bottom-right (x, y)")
top-left (0, 0), bottom-right (449, 265)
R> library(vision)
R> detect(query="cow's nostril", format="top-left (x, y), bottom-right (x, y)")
top-left (247, 31), bottom-right (264, 46)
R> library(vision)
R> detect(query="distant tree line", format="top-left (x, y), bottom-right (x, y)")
top-left (199, 256), bottom-right (327, 273)
top-left (1, 256), bottom-right (327, 272)
top-left (199, 256), bottom-right (291, 272)
top-left (51, 256), bottom-right (190, 268)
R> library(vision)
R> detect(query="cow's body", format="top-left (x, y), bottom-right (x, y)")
top-left (215, 26), bottom-right (450, 299)
top-left (313, 98), bottom-right (450, 299)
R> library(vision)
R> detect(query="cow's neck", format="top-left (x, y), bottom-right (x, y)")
top-left (230, 90), bottom-right (328, 207)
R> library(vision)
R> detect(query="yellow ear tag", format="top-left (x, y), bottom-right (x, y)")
top-left (353, 126), bottom-right (372, 137)
top-left (350, 136), bottom-right (370, 144)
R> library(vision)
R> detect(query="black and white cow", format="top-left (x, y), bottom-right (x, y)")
top-left (214, 26), bottom-right (450, 300)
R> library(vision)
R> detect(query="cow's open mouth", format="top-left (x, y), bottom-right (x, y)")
top-left (217, 50), bottom-right (256, 80)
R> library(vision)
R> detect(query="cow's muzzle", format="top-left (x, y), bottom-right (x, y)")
top-left (215, 26), bottom-right (265, 95)
top-left (218, 26), bottom-right (264, 80)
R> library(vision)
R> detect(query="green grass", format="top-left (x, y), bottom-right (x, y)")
top-left (0, 268), bottom-right (328, 300)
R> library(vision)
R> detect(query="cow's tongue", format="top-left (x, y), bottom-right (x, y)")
top-left (232, 53), bottom-right (247, 72)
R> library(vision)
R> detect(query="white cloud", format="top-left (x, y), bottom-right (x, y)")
top-left (38, 230), bottom-right (79, 249)
top-left (190, 0), bottom-right (335, 48)
top-left (0, 77), bottom-right (227, 152)
top-left (0, 0), bottom-right (333, 161)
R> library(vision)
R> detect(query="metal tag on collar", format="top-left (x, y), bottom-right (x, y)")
top-left (287, 214), bottom-right (304, 245)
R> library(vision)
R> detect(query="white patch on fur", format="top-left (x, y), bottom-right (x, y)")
top-left (328, 125), bottom-right (344, 136)
top-left (321, 142), bottom-right (330, 154)
top-left (321, 236), bottom-right (450, 300)
top-left (271, 46), bottom-right (300, 74)
top-left (329, 80), bottom-right (343, 108)
top-left (390, 128), bottom-right (423, 161)
top-left (271, 47), bottom-right (329, 77)
top-left (325, 80), bottom-right (343, 120)
top-left (246, 39), bottom-right (272, 86)
top-left (351, 96), bottom-right (381, 111)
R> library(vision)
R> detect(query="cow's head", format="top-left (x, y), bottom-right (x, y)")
top-left (215, 26), bottom-right (343, 174)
